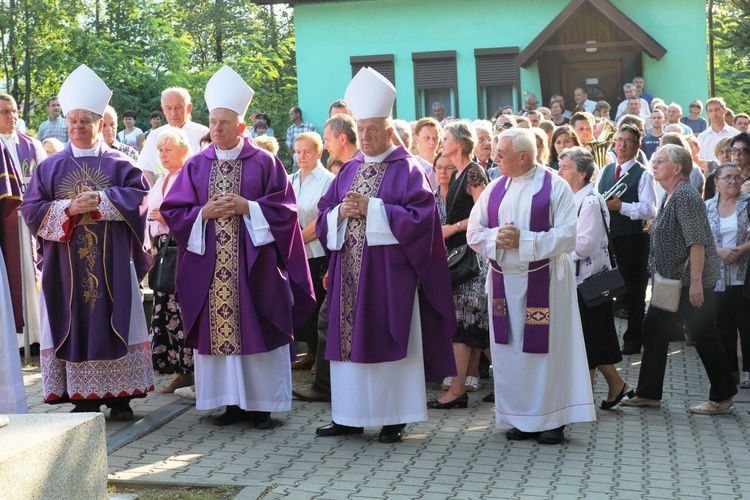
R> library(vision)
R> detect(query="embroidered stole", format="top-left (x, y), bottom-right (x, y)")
top-left (487, 170), bottom-right (552, 354)
top-left (208, 159), bottom-right (243, 355)
top-left (339, 161), bottom-right (388, 361)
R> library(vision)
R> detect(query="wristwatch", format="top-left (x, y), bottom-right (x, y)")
top-left (455, 220), bottom-right (461, 230)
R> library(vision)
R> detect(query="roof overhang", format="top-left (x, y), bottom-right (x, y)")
top-left (516, 0), bottom-right (668, 68)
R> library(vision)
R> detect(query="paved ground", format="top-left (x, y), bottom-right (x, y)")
top-left (20, 320), bottom-right (750, 499)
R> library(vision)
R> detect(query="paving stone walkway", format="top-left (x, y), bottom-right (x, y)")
top-left (20, 323), bottom-right (750, 499)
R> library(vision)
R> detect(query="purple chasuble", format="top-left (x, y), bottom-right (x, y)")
top-left (15, 132), bottom-right (38, 179)
top-left (0, 140), bottom-right (23, 332)
top-left (316, 145), bottom-right (457, 382)
top-left (160, 137), bottom-right (316, 356)
top-left (19, 144), bottom-right (152, 362)
top-left (487, 169), bottom-right (552, 354)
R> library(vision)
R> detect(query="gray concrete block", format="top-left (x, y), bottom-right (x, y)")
top-left (0, 413), bottom-right (107, 500)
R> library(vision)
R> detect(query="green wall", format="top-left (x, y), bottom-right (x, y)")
top-left (294, 0), bottom-right (707, 132)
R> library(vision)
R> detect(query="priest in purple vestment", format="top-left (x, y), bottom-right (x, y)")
top-left (20, 65), bottom-right (154, 419)
top-left (315, 67), bottom-right (457, 444)
top-left (160, 65), bottom-right (316, 429)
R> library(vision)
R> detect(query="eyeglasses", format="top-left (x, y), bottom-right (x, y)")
top-left (435, 166), bottom-right (456, 173)
top-left (614, 138), bottom-right (638, 146)
top-left (689, 104), bottom-right (701, 109)
top-left (0, 109), bottom-right (18, 116)
top-left (730, 147), bottom-right (750, 156)
top-left (718, 176), bottom-right (743, 183)
top-left (495, 122), bottom-right (513, 131)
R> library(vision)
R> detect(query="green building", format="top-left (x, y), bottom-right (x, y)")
top-left (256, 0), bottom-right (708, 132)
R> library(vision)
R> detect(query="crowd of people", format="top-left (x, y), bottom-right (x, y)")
top-left (1, 66), bottom-right (749, 446)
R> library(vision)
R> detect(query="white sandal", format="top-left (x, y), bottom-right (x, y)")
top-left (440, 377), bottom-right (453, 391)
top-left (465, 376), bottom-right (480, 392)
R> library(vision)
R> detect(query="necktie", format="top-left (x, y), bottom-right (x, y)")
top-left (479, 159), bottom-right (488, 168)
top-left (615, 165), bottom-right (622, 181)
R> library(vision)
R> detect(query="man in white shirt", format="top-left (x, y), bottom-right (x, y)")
top-left (697, 97), bottom-right (740, 162)
top-left (615, 83), bottom-right (650, 122)
top-left (573, 87), bottom-right (596, 114)
top-left (138, 87), bottom-right (209, 185)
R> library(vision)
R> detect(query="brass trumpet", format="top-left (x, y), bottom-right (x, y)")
top-left (590, 119), bottom-right (618, 170)
top-left (602, 171), bottom-right (629, 200)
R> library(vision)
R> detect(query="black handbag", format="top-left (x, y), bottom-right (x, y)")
top-left (448, 244), bottom-right (481, 287)
top-left (576, 202), bottom-right (627, 307)
top-left (148, 233), bottom-right (178, 294)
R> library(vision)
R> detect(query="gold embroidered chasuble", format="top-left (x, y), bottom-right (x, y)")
top-left (208, 159), bottom-right (243, 355)
top-left (339, 160), bottom-right (389, 361)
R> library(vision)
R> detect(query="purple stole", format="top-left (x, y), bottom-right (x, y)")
top-left (487, 169), bottom-right (552, 353)
top-left (15, 133), bottom-right (38, 179)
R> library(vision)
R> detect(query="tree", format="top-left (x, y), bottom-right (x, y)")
top-left (712, 0), bottom-right (750, 112)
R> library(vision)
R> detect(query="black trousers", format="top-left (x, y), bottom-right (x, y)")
top-left (612, 233), bottom-right (650, 348)
top-left (313, 301), bottom-right (331, 393)
top-left (714, 285), bottom-right (750, 373)
top-left (635, 288), bottom-right (737, 402)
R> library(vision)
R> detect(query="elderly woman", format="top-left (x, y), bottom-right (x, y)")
top-left (706, 163), bottom-right (750, 387)
top-left (557, 147), bottom-right (632, 408)
top-left (428, 120), bottom-right (489, 408)
top-left (550, 100), bottom-right (569, 127)
top-left (704, 137), bottom-right (734, 200)
top-left (548, 125), bottom-right (581, 171)
top-left (289, 131), bottom-right (334, 372)
top-left (434, 152), bottom-right (456, 225)
top-left (149, 127), bottom-right (194, 393)
top-left (623, 145), bottom-right (737, 413)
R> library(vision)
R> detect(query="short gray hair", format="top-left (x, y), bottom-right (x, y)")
top-left (161, 87), bottom-right (192, 105)
top-left (623, 83), bottom-right (636, 91)
top-left (654, 144), bottom-right (692, 181)
top-left (391, 119), bottom-right (412, 148)
top-left (472, 119), bottom-right (493, 136)
top-left (558, 146), bottom-right (595, 183)
top-left (500, 128), bottom-right (537, 159)
top-left (444, 120), bottom-right (477, 156)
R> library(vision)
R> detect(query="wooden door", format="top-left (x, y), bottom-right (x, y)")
top-left (561, 60), bottom-right (623, 115)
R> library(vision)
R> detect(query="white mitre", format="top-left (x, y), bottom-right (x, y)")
top-left (58, 64), bottom-right (112, 116)
top-left (345, 67), bottom-right (396, 120)
top-left (205, 65), bottom-right (255, 118)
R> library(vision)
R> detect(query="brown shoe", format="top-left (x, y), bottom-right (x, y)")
top-left (291, 354), bottom-right (315, 371)
top-left (292, 385), bottom-right (331, 402)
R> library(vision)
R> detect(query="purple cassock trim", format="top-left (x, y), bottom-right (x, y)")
top-left (15, 132), bottom-right (38, 178)
top-left (487, 169), bottom-right (552, 354)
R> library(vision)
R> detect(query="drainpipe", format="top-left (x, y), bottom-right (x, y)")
top-left (708, 0), bottom-right (715, 97)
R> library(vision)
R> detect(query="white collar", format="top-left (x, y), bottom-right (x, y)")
top-left (364, 144), bottom-right (397, 163)
top-left (0, 131), bottom-right (16, 142)
top-left (71, 141), bottom-right (103, 158)
top-left (214, 139), bottom-right (244, 160)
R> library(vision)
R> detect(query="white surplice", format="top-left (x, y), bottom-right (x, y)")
top-left (325, 145), bottom-right (428, 428)
top-left (467, 166), bottom-right (596, 432)
top-left (0, 246), bottom-right (27, 413)
top-left (188, 141), bottom-right (292, 412)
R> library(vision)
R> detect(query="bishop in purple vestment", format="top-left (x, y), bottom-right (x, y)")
top-left (315, 67), bottom-right (456, 444)
top-left (160, 65), bottom-right (316, 428)
top-left (19, 65), bottom-right (154, 419)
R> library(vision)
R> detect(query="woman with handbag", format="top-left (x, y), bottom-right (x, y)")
top-left (706, 163), bottom-right (750, 387)
top-left (148, 128), bottom-right (194, 394)
top-left (623, 145), bottom-right (737, 413)
top-left (557, 147), bottom-right (632, 409)
top-left (428, 120), bottom-right (489, 409)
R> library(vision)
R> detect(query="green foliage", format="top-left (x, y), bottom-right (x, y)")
top-left (712, 0), bottom-right (750, 112)
top-left (0, 0), bottom-right (297, 162)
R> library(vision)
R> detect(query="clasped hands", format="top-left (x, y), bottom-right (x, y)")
top-left (68, 186), bottom-right (100, 216)
top-left (717, 246), bottom-right (741, 265)
top-left (202, 194), bottom-right (250, 220)
top-left (496, 221), bottom-right (520, 250)
top-left (340, 192), bottom-right (369, 221)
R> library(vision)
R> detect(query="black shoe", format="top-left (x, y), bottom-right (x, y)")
top-left (427, 393), bottom-right (468, 409)
top-left (620, 344), bottom-right (641, 355)
top-left (537, 425), bottom-right (565, 445)
top-left (316, 421), bottom-right (364, 437)
top-left (292, 386), bottom-right (331, 402)
top-left (600, 383), bottom-right (635, 410)
top-left (248, 411), bottom-right (274, 429)
top-left (378, 424), bottom-right (406, 443)
top-left (213, 405), bottom-right (250, 426)
top-left (109, 404), bottom-right (135, 421)
top-left (505, 427), bottom-right (540, 441)
top-left (614, 308), bottom-right (628, 320)
top-left (70, 401), bottom-right (101, 413)
top-left (482, 392), bottom-right (495, 403)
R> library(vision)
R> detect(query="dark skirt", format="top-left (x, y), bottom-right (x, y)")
top-left (451, 255), bottom-right (490, 350)
top-left (294, 256), bottom-right (327, 344)
top-left (149, 234), bottom-right (193, 375)
top-left (578, 293), bottom-right (623, 370)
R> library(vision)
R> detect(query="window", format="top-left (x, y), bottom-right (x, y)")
top-left (350, 55), bottom-right (396, 117)
top-left (412, 51), bottom-right (457, 119)
top-left (475, 48), bottom-right (520, 119)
